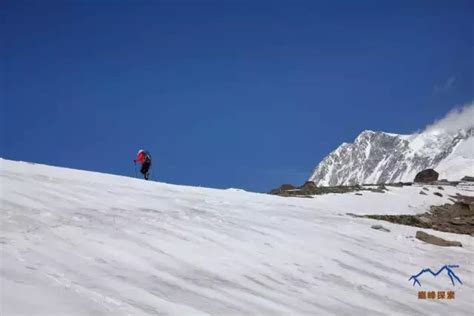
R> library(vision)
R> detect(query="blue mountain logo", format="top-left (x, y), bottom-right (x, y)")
top-left (409, 265), bottom-right (463, 287)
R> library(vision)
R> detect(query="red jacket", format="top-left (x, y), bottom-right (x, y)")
top-left (134, 151), bottom-right (147, 164)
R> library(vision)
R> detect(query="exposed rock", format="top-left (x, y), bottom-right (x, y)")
top-left (449, 218), bottom-right (464, 225)
top-left (301, 181), bottom-right (317, 190)
top-left (423, 187), bottom-right (429, 191)
top-left (386, 182), bottom-right (404, 187)
top-left (461, 176), bottom-right (474, 182)
top-left (294, 181), bottom-right (318, 196)
top-left (385, 182), bottom-right (413, 187)
top-left (418, 216), bottom-right (432, 226)
top-left (280, 184), bottom-right (295, 191)
top-left (369, 188), bottom-right (385, 193)
top-left (269, 183), bottom-right (367, 197)
top-left (434, 192), bottom-right (443, 197)
top-left (455, 194), bottom-right (474, 204)
top-left (269, 184), bottom-right (295, 195)
top-left (369, 184), bottom-right (388, 193)
top-left (371, 225), bottom-right (390, 232)
top-left (365, 214), bottom-right (426, 227)
top-left (414, 169), bottom-right (439, 183)
top-left (415, 231), bottom-right (462, 247)
top-left (437, 186), bottom-right (444, 190)
top-left (355, 193), bottom-right (363, 196)
top-left (419, 190), bottom-right (428, 195)
top-left (363, 194), bottom-right (473, 235)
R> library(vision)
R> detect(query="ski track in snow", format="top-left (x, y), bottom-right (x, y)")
top-left (1, 159), bottom-right (473, 315)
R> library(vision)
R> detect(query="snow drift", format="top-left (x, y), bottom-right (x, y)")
top-left (1, 159), bottom-right (473, 315)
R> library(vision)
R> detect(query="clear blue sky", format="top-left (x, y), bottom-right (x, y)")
top-left (1, 0), bottom-right (473, 192)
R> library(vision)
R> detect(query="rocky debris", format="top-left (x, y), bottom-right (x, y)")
top-left (414, 169), bottom-right (439, 183)
top-left (270, 184), bottom-right (295, 194)
top-left (453, 194), bottom-right (474, 208)
top-left (363, 194), bottom-right (474, 235)
top-left (370, 185), bottom-right (389, 193)
top-left (383, 182), bottom-right (413, 187)
top-left (371, 225), bottom-right (390, 232)
top-left (419, 190), bottom-right (428, 195)
top-left (418, 216), bottom-right (432, 226)
top-left (269, 183), bottom-right (366, 197)
top-left (436, 180), bottom-right (460, 186)
top-left (301, 181), bottom-right (317, 190)
top-left (415, 231), bottom-right (462, 247)
top-left (383, 182), bottom-right (403, 187)
top-left (270, 184), bottom-right (391, 197)
top-left (434, 192), bottom-right (443, 197)
top-left (269, 180), bottom-right (461, 198)
top-left (280, 184), bottom-right (296, 191)
top-left (346, 213), bottom-right (359, 217)
top-left (269, 184), bottom-right (296, 196)
top-left (461, 176), bottom-right (474, 182)
top-left (365, 214), bottom-right (424, 227)
top-left (355, 193), bottom-right (363, 196)
top-left (449, 218), bottom-right (464, 225)
top-left (292, 181), bottom-right (319, 196)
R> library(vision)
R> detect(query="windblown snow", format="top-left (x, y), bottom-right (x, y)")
top-left (309, 128), bottom-right (474, 186)
top-left (1, 159), bottom-right (473, 315)
top-left (310, 103), bottom-right (474, 186)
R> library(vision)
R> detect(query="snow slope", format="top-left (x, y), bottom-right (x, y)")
top-left (1, 159), bottom-right (473, 315)
top-left (309, 128), bottom-right (473, 186)
top-left (436, 136), bottom-right (474, 181)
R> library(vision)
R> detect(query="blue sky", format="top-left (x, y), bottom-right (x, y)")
top-left (1, 0), bottom-right (473, 192)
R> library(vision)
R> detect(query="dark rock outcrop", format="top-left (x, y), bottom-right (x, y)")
top-left (414, 169), bottom-right (439, 183)
top-left (269, 184), bottom-right (295, 196)
top-left (415, 231), bottom-right (462, 247)
top-left (269, 183), bottom-right (367, 197)
top-left (461, 176), bottom-right (474, 182)
top-left (370, 185), bottom-right (388, 193)
top-left (301, 181), bottom-right (317, 190)
top-left (363, 194), bottom-right (474, 235)
top-left (371, 225), bottom-right (390, 232)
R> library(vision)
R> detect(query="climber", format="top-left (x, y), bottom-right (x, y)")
top-left (134, 149), bottom-right (152, 180)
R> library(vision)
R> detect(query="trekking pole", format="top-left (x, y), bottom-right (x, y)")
top-left (133, 161), bottom-right (137, 178)
top-left (151, 163), bottom-right (156, 181)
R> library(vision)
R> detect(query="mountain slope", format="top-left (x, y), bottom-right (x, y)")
top-left (1, 159), bottom-right (473, 315)
top-left (309, 128), bottom-right (473, 186)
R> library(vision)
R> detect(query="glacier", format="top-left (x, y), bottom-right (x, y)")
top-left (1, 158), bottom-right (473, 315)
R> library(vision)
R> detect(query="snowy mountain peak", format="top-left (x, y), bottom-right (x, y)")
top-left (309, 127), bottom-right (473, 186)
